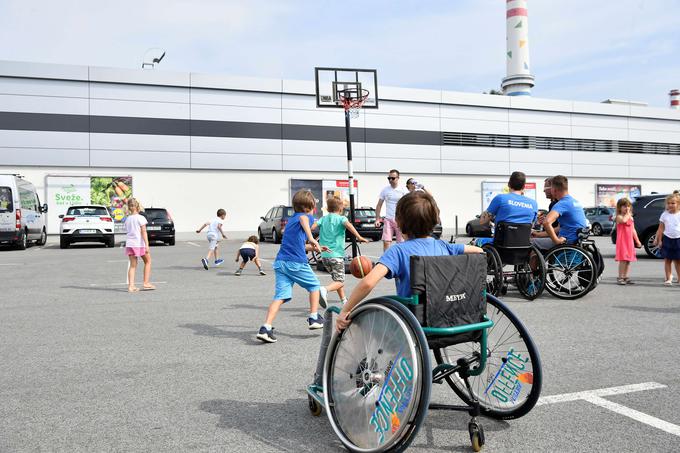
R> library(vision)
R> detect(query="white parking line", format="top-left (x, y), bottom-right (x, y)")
top-left (538, 382), bottom-right (679, 437)
top-left (186, 242), bottom-right (201, 247)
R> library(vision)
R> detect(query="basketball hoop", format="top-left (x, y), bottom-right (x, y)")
top-left (338, 88), bottom-right (370, 119)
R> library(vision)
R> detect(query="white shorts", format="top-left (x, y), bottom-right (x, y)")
top-left (207, 233), bottom-right (220, 250)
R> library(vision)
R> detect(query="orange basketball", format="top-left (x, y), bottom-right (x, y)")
top-left (350, 255), bottom-right (373, 279)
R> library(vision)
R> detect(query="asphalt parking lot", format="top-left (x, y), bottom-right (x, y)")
top-left (1, 235), bottom-right (679, 452)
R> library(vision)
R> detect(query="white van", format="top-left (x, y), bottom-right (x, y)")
top-left (0, 174), bottom-right (48, 249)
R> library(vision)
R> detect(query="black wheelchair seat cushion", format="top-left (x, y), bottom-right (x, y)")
top-left (494, 222), bottom-right (533, 249)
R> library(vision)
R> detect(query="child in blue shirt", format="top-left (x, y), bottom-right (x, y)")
top-left (336, 191), bottom-right (483, 331)
top-left (257, 190), bottom-right (328, 343)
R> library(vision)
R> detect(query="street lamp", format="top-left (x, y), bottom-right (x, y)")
top-left (141, 48), bottom-right (166, 69)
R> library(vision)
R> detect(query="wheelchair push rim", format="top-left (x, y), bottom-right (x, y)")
top-left (434, 295), bottom-right (542, 420)
top-left (324, 298), bottom-right (431, 452)
top-left (544, 245), bottom-right (597, 299)
top-left (514, 245), bottom-right (547, 300)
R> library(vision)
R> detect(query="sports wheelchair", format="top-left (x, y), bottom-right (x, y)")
top-left (478, 223), bottom-right (547, 301)
top-left (306, 254), bottom-right (542, 452)
top-left (541, 227), bottom-right (605, 300)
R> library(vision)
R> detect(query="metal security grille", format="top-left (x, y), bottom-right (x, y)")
top-left (441, 132), bottom-right (680, 155)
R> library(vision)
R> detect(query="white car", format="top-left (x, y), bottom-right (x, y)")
top-left (59, 205), bottom-right (115, 249)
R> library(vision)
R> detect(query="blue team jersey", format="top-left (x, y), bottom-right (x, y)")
top-left (276, 212), bottom-right (314, 263)
top-left (487, 192), bottom-right (538, 225)
top-left (378, 238), bottom-right (466, 297)
top-left (552, 195), bottom-right (588, 243)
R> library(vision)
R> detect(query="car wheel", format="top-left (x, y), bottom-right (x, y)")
top-left (15, 230), bottom-right (28, 250)
top-left (258, 228), bottom-right (265, 242)
top-left (106, 235), bottom-right (115, 248)
top-left (168, 237), bottom-right (176, 246)
top-left (60, 236), bottom-right (69, 249)
top-left (272, 229), bottom-right (281, 244)
top-left (466, 224), bottom-right (472, 237)
top-left (643, 231), bottom-right (662, 259)
top-left (37, 228), bottom-right (47, 246)
top-left (591, 223), bottom-right (602, 236)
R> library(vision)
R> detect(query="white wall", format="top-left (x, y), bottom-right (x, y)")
top-left (5, 166), bottom-right (679, 234)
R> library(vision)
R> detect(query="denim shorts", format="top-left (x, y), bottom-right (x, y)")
top-left (273, 260), bottom-right (320, 302)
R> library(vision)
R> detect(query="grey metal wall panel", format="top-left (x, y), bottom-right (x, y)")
top-left (192, 120), bottom-right (281, 139)
top-left (191, 137), bottom-right (282, 155)
top-left (0, 147), bottom-right (89, 166)
top-left (0, 112), bottom-right (89, 132)
top-left (283, 154), bottom-right (362, 172)
top-left (364, 127), bottom-right (439, 145)
top-left (90, 82), bottom-right (190, 104)
top-left (90, 133), bottom-right (190, 152)
top-left (191, 152), bottom-right (282, 170)
top-left (0, 130), bottom-right (88, 149)
top-left (0, 77), bottom-right (88, 98)
top-left (282, 139), bottom-right (364, 158)
top-left (191, 88), bottom-right (281, 108)
top-left (90, 150), bottom-right (190, 168)
top-left (365, 157), bottom-right (440, 174)
top-left (90, 116), bottom-right (189, 136)
top-left (0, 94), bottom-right (88, 115)
top-left (90, 99), bottom-right (189, 119)
top-left (441, 159), bottom-right (510, 176)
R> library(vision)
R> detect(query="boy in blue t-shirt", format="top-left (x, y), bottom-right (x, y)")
top-left (336, 191), bottom-right (483, 331)
top-left (256, 190), bottom-right (328, 343)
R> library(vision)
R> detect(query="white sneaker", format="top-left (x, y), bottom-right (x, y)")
top-left (319, 286), bottom-right (328, 309)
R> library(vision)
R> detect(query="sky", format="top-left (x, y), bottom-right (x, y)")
top-left (1, 0), bottom-right (679, 107)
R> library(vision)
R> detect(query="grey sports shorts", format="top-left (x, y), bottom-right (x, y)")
top-left (322, 257), bottom-right (345, 282)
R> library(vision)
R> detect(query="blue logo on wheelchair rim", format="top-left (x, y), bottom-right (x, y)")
top-left (556, 250), bottom-right (584, 267)
top-left (370, 354), bottom-right (414, 444)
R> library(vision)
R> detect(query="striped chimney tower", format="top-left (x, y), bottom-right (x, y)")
top-left (670, 89), bottom-right (680, 109)
top-left (502, 0), bottom-right (535, 96)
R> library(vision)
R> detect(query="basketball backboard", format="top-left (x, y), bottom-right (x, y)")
top-left (314, 67), bottom-right (378, 109)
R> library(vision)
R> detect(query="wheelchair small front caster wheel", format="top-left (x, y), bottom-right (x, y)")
top-left (500, 285), bottom-right (508, 296)
top-left (468, 421), bottom-right (485, 452)
top-left (308, 394), bottom-right (322, 416)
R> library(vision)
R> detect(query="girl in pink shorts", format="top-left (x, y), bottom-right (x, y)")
top-left (124, 198), bottom-right (154, 292)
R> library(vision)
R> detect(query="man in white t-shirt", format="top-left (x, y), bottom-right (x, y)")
top-left (375, 169), bottom-right (408, 251)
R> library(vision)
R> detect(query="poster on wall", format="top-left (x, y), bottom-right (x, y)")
top-left (596, 184), bottom-right (642, 208)
top-left (289, 179), bottom-right (323, 218)
top-left (322, 179), bottom-right (359, 213)
top-left (481, 181), bottom-right (537, 211)
top-left (46, 176), bottom-right (133, 233)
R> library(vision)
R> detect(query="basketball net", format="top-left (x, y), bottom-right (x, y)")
top-left (339, 89), bottom-right (369, 119)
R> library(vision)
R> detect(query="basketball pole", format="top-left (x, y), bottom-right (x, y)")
top-left (344, 109), bottom-right (358, 259)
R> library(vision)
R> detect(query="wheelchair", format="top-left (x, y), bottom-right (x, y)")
top-left (306, 254), bottom-right (542, 452)
top-left (541, 227), bottom-right (605, 299)
top-left (478, 223), bottom-right (547, 301)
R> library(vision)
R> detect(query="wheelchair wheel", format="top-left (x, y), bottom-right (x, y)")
top-left (433, 294), bottom-right (542, 420)
top-left (544, 245), bottom-right (597, 299)
top-left (482, 245), bottom-right (503, 297)
top-left (324, 297), bottom-right (432, 452)
top-left (515, 246), bottom-right (546, 301)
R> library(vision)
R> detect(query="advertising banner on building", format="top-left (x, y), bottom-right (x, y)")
top-left (322, 179), bottom-right (359, 213)
top-left (595, 184), bottom-right (642, 207)
top-left (46, 176), bottom-right (133, 233)
top-left (481, 181), bottom-right (537, 211)
top-left (289, 179), bottom-right (323, 217)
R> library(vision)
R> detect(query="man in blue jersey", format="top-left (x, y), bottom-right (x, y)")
top-left (477, 171), bottom-right (538, 245)
top-left (532, 175), bottom-right (589, 250)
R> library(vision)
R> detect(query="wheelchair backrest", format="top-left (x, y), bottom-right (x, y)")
top-left (494, 222), bottom-right (532, 249)
top-left (409, 254), bottom-right (486, 329)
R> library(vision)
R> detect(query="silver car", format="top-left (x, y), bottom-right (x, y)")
top-left (584, 207), bottom-right (615, 236)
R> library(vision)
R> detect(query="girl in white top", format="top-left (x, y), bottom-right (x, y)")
top-left (124, 198), bottom-right (154, 292)
top-left (654, 192), bottom-right (680, 286)
top-left (234, 235), bottom-right (265, 276)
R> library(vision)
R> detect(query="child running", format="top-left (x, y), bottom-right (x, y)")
top-left (124, 198), bottom-right (154, 292)
top-left (256, 190), bottom-right (328, 343)
top-left (196, 209), bottom-right (227, 270)
top-left (314, 196), bottom-right (369, 306)
top-left (654, 192), bottom-right (680, 286)
top-left (235, 235), bottom-right (266, 276)
top-left (336, 191), bottom-right (483, 331)
top-left (614, 198), bottom-right (641, 285)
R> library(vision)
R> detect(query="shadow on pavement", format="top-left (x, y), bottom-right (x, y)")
top-left (61, 285), bottom-right (129, 293)
top-left (614, 305), bottom-right (680, 314)
top-left (178, 323), bottom-right (319, 345)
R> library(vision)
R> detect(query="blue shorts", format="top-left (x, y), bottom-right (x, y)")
top-left (273, 260), bottom-right (320, 302)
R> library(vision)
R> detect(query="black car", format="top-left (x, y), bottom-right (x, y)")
top-left (466, 215), bottom-right (492, 237)
top-left (343, 207), bottom-right (382, 241)
top-left (142, 208), bottom-right (175, 245)
top-left (611, 194), bottom-right (668, 258)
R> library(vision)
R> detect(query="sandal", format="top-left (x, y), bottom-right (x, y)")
top-left (664, 280), bottom-right (673, 286)
top-left (624, 278), bottom-right (635, 285)
top-left (617, 278), bottom-right (627, 286)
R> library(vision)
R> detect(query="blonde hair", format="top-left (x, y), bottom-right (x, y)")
top-left (616, 198), bottom-right (632, 216)
top-left (127, 198), bottom-right (141, 214)
top-left (666, 192), bottom-right (680, 209)
top-left (326, 196), bottom-right (343, 213)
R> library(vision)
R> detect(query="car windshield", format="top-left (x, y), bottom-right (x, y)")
top-left (67, 206), bottom-right (109, 216)
top-left (143, 209), bottom-right (169, 221)
top-left (0, 187), bottom-right (12, 212)
top-left (282, 207), bottom-right (294, 217)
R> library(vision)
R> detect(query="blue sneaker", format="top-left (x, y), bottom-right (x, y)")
top-left (308, 314), bottom-right (324, 330)
top-left (201, 258), bottom-right (209, 270)
top-left (214, 259), bottom-right (224, 266)
top-left (256, 326), bottom-right (277, 343)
